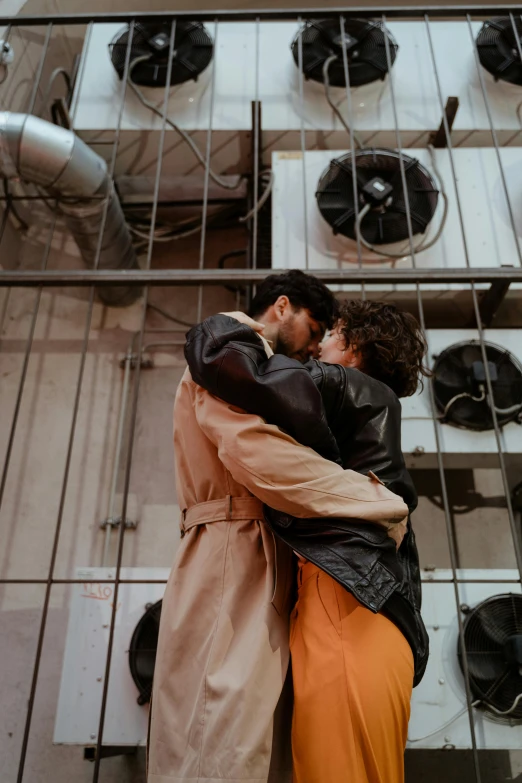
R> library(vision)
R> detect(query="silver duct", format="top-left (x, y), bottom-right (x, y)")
top-left (0, 111), bottom-right (141, 306)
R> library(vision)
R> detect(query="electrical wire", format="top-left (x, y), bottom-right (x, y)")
top-left (408, 692), bottom-right (522, 743)
top-left (128, 55), bottom-right (243, 192)
top-left (147, 302), bottom-right (194, 328)
top-left (354, 145), bottom-right (449, 260)
top-left (238, 170), bottom-right (273, 223)
top-left (2, 179), bottom-right (29, 231)
top-left (322, 54), bottom-right (363, 149)
top-left (40, 67), bottom-right (72, 116)
top-left (442, 387), bottom-right (486, 418)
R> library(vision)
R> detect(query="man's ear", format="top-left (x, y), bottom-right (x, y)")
top-left (274, 295), bottom-right (290, 320)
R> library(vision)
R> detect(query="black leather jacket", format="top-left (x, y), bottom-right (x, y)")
top-left (185, 315), bottom-right (428, 685)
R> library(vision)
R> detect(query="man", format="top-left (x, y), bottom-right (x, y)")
top-left (147, 271), bottom-right (408, 783)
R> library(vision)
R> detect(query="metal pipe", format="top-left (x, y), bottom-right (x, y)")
top-left (0, 112), bottom-right (140, 306)
top-left (2, 7), bottom-right (522, 24)
top-left (101, 335), bottom-right (136, 568)
top-left (1, 267), bottom-right (521, 286)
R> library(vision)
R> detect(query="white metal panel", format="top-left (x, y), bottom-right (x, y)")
top-left (271, 147), bottom-right (522, 292)
top-left (409, 569), bottom-right (522, 750)
top-left (54, 567), bottom-right (168, 746)
top-left (72, 21), bottom-right (522, 138)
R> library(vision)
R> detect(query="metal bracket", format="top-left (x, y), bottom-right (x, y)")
top-left (84, 745), bottom-right (138, 761)
top-left (118, 353), bottom-right (153, 369)
top-left (473, 266), bottom-right (513, 327)
top-left (99, 516), bottom-right (137, 530)
top-left (430, 96), bottom-right (459, 148)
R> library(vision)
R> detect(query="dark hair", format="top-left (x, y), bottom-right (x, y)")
top-left (337, 300), bottom-right (431, 398)
top-left (248, 270), bottom-right (339, 330)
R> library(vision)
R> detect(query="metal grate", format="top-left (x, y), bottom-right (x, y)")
top-left (1, 6), bottom-right (522, 783)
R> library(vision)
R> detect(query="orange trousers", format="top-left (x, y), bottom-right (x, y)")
top-left (290, 561), bottom-right (414, 783)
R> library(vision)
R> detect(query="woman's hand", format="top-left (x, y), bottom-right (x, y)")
top-left (387, 517), bottom-right (408, 551)
top-left (219, 311), bottom-right (265, 334)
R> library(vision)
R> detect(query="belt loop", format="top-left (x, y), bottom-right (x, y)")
top-left (225, 495), bottom-right (232, 521)
top-left (180, 507), bottom-right (187, 538)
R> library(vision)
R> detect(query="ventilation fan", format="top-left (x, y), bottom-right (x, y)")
top-left (476, 17), bottom-right (522, 86)
top-left (433, 340), bottom-right (522, 431)
top-left (458, 594), bottom-right (522, 721)
top-left (128, 599), bottom-right (162, 705)
top-left (315, 148), bottom-right (439, 244)
top-left (291, 18), bottom-right (398, 87)
top-left (109, 21), bottom-right (213, 87)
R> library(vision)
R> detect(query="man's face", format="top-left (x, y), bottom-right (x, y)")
top-left (275, 307), bottom-right (324, 362)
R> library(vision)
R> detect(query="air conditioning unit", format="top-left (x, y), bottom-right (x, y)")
top-left (408, 568), bottom-right (522, 750)
top-left (70, 20), bottom-right (522, 178)
top-left (402, 329), bottom-right (522, 469)
top-left (54, 567), bottom-right (168, 747)
top-left (271, 147), bottom-right (522, 301)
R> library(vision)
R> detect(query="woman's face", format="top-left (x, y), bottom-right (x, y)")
top-left (320, 325), bottom-right (361, 369)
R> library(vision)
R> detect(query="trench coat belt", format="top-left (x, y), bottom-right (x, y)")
top-left (180, 495), bottom-right (265, 537)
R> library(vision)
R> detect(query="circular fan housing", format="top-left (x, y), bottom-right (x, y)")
top-left (110, 21), bottom-right (213, 87)
top-left (458, 594), bottom-right (522, 721)
top-left (128, 599), bottom-right (162, 705)
top-left (433, 340), bottom-right (522, 431)
top-left (476, 17), bottom-right (522, 86)
top-left (291, 18), bottom-right (398, 87)
top-left (315, 148), bottom-right (439, 245)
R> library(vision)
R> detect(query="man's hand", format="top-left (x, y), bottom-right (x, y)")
top-left (386, 517), bottom-right (408, 550)
top-left (220, 311), bottom-right (265, 334)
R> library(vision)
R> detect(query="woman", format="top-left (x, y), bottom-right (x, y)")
top-left (185, 300), bottom-right (429, 783)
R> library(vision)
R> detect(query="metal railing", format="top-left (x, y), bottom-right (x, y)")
top-left (1, 7), bottom-right (522, 783)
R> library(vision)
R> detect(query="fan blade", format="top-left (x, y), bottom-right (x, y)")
top-left (495, 55), bottom-right (517, 75)
top-left (176, 56), bottom-right (199, 75)
top-left (332, 207), bottom-right (356, 231)
top-left (356, 53), bottom-right (388, 76)
top-left (332, 157), bottom-right (368, 189)
top-left (387, 156), bottom-right (418, 187)
top-left (309, 20), bottom-right (338, 50)
top-left (473, 602), bottom-right (513, 645)
top-left (353, 21), bottom-right (381, 45)
top-left (302, 53), bottom-right (329, 75)
top-left (465, 650), bottom-right (506, 682)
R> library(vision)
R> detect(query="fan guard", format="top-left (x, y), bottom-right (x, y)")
top-left (128, 599), bottom-right (162, 705)
top-left (433, 340), bottom-right (522, 431)
top-left (458, 594), bottom-right (522, 721)
top-left (476, 17), bottom-right (522, 86)
top-left (291, 18), bottom-right (398, 87)
top-left (315, 148), bottom-right (439, 245)
top-left (109, 21), bottom-right (213, 87)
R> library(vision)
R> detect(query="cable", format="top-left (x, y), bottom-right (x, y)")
top-left (0, 63), bottom-right (8, 86)
top-left (238, 170), bottom-right (273, 223)
top-left (40, 67), bottom-right (72, 116)
top-left (128, 55), bottom-right (243, 192)
top-left (503, 100), bottom-right (522, 147)
top-left (322, 55), bottom-right (363, 150)
top-left (407, 706), bottom-right (468, 743)
top-left (408, 692), bottom-right (522, 743)
top-left (147, 302), bottom-right (194, 328)
top-left (442, 387), bottom-right (486, 418)
top-left (354, 145), bottom-right (449, 260)
top-left (3, 179), bottom-right (29, 231)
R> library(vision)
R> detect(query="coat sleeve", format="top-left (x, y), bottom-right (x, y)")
top-left (184, 314), bottom-right (341, 464)
top-left (193, 383), bottom-right (408, 524)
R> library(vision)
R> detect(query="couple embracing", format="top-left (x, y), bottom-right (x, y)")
top-left (147, 270), bottom-right (429, 783)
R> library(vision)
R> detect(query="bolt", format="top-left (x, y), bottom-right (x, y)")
top-left (433, 625), bottom-right (439, 631)
top-left (90, 734), bottom-right (96, 740)
top-left (438, 678), bottom-right (445, 685)
top-left (444, 736), bottom-right (451, 743)
top-left (97, 677), bottom-right (102, 682)
top-left (460, 604), bottom-right (470, 614)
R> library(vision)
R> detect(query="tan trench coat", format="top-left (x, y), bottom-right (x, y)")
top-left (147, 367), bottom-right (408, 783)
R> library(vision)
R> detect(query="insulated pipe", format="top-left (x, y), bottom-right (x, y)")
top-left (0, 111), bottom-right (141, 306)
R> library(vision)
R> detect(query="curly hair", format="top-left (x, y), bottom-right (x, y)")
top-left (249, 270), bottom-right (339, 330)
top-left (337, 300), bottom-right (431, 398)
